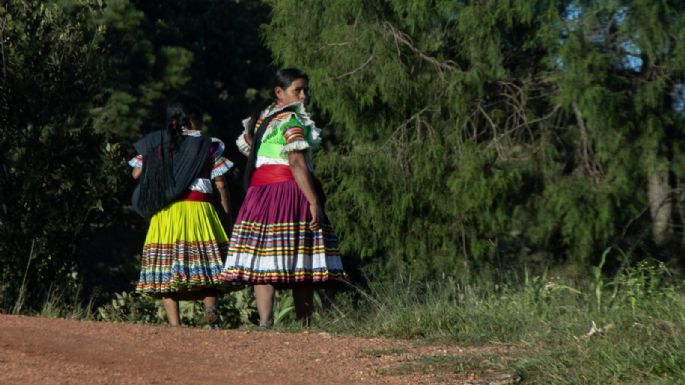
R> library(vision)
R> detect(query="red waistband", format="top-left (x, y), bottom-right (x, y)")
top-left (250, 165), bottom-right (294, 186)
top-left (178, 190), bottom-right (212, 202)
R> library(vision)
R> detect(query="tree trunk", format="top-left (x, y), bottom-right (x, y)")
top-left (647, 165), bottom-right (672, 246)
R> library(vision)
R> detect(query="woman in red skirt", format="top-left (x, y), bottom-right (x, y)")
top-left (221, 68), bottom-right (347, 327)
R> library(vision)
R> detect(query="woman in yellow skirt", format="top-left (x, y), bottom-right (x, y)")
top-left (129, 97), bottom-right (233, 326)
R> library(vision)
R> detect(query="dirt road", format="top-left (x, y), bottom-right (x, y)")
top-left (0, 315), bottom-right (514, 385)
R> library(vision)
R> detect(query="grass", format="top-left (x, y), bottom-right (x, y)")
top-left (376, 351), bottom-right (513, 375)
top-left (356, 347), bottom-right (408, 358)
top-left (11, 240), bottom-right (36, 315)
top-left (307, 260), bottom-right (685, 384)
top-left (5, 256), bottom-right (684, 384)
top-left (38, 285), bottom-right (96, 320)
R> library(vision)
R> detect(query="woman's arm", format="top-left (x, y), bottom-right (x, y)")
top-left (213, 175), bottom-right (231, 215)
top-left (236, 131), bottom-right (252, 157)
top-left (288, 151), bottom-right (322, 229)
top-left (132, 168), bottom-right (142, 180)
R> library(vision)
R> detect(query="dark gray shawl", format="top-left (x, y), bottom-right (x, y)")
top-left (131, 130), bottom-right (211, 218)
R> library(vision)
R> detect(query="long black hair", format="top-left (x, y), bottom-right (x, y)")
top-left (136, 96), bottom-right (205, 216)
top-left (165, 96), bottom-right (203, 152)
top-left (243, 68), bottom-right (309, 187)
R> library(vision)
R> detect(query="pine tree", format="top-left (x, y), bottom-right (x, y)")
top-left (263, 0), bottom-right (685, 278)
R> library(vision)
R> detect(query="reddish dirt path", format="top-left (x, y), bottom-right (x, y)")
top-left (0, 315), bottom-right (514, 385)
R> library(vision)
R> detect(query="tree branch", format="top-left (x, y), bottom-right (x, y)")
top-left (382, 21), bottom-right (461, 78)
top-left (477, 104), bottom-right (505, 158)
top-left (573, 103), bottom-right (604, 182)
top-left (335, 54), bottom-right (374, 79)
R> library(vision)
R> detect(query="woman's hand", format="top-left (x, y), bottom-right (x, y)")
top-left (214, 176), bottom-right (231, 216)
top-left (309, 203), bottom-right (324, 230)
top-left (132, 167), bottom-right (142, 180)
top-left (289, 150), bottom-right (324, 231)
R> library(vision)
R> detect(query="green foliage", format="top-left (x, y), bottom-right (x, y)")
top-left (96, 292), bottom-right (163, 324)
top-left (1, 0), bottom-right (132, 309)
top-left (515, 266), bottom-right (685, 384)
top-left (272, 290), bottom-right (324, 326)
top-left (264, 0), bottom-right (685, 278)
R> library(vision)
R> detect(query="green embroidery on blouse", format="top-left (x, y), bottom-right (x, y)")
top-left (257, 113), bottom-right (312, 159)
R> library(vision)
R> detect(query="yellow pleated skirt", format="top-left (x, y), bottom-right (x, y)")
top-left (136, 200), bottom-right (228, 296)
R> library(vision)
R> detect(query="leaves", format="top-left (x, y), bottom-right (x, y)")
top-left (265, 0), bottom-right (685, 278)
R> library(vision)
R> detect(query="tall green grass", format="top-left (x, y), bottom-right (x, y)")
top-left (311, 259), bottom-right (685, 384)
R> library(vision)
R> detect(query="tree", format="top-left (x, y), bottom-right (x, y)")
top-left (263, 0), bottom-right (685, 278)
top-left (0, 0), bottom-right (128, 309)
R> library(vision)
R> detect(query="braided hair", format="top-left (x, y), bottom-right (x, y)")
top-left (165, 97), bottom-right (203, 152)
top-left (136, 97), bottom-right (204, 216)
top-left (243, 68), bottom-right (309, 187)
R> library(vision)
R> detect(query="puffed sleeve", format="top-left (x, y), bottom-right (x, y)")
top-left (280, 114), bottom-right (312, 154)
top-left (128, 155), bottom-right (143, 169)
top-left (210, 138), bottom-right (234, 179)
top-left (235, 117), bottom-right (252, 157)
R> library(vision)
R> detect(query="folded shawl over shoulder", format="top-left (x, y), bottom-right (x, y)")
top-left (131, 130), bottom-right (211, 218)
